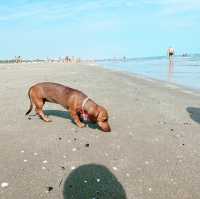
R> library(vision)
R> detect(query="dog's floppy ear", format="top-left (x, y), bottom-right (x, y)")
top-left (96, 106), bottom-right (111, 132)
top-left (96, 110), bottom-right (103, 121)
top-left (96, 106), bottom-right (108, 121)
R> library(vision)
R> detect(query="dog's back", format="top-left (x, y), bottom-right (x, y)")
top-left (26, 82), bottom-right (86, 114)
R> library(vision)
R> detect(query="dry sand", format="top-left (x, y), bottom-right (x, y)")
top-left (0, 62), bottom-right (200, 199)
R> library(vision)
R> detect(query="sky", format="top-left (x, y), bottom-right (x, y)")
top-left (0, 0), bottom-right (200, 59)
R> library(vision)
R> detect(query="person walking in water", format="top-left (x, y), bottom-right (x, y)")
top-left (167, 47), bottom-right (175, 63)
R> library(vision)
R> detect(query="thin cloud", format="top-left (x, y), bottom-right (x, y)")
top-left (0, 0), bottom-right (137, 22)
top-left (142, 0), bottom-right (200, 29)
top-left (144, 0), bottom-right (200, 14)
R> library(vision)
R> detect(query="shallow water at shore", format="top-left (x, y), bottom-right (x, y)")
top-left (100, 55), bottom-right (200, 90)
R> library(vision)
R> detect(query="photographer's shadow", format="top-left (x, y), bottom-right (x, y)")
top-left (62, 164), bottom-right (127, 199)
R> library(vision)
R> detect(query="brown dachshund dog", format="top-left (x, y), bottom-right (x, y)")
top-left (25, 82), bottom-right (111, 132)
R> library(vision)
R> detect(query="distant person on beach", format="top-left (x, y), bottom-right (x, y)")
top-left (167, 47), bottom-right (175, 62)
top-left (15, 56), bottom-right (22, 63)
top-left (65, 56), bottom-right (69, 63)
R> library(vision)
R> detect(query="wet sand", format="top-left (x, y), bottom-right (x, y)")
top-left (0, 62), bottom-right (200, 199)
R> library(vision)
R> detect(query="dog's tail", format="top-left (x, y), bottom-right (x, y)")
top-left (25, 87), bottom-right (33, 115)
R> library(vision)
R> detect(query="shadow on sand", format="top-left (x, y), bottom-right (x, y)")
top-left (44, 110), bottom-right (72, 120)
top-left (62, 164), bottom-right (127, 199)
top-left (186, 107), bottom-right (200, 124)
top-left (44, 109), bottom-right (100, 131)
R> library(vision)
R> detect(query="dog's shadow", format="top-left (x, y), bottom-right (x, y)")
top-left (44, 109), bottom-right (100, 130)
top-left (44, 110), bottom-right (71, 120)
top-left (186, 107), bottom-right (200, 124)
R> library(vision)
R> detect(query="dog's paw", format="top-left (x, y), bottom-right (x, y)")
top-left (45, 118), bottom-right (52, 122)
top-left (78, 123), bottom-right (86, 128)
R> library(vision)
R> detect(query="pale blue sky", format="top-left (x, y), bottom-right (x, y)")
top-left (0, 0), bottom-right (200, 59)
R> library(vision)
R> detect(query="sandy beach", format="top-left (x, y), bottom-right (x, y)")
top-left (0, 62), bottom-right (200, 199)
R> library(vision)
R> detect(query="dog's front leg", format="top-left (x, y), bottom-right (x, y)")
top-left (69, 109), bottom-right (85, 128)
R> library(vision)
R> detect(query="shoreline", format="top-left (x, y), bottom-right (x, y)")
top-left (85, 61), bottom-right (200, 97)
top-left (2, 61), bottom-right (200, 96)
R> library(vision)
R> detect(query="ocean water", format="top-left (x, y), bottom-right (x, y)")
top-left (100, 55), bottom-right (200, 90)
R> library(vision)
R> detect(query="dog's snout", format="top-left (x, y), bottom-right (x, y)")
top-left (98, 121), bottom-right (111, 132)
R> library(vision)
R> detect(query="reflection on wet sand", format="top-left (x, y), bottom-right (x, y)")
top-left (168, 60), bottom-right (174, 82)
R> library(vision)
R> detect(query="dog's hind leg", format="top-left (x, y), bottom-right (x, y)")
top-left (33, 98), bottom-right (52, 122)
top-left (36, 104), bottom-right (52, 122)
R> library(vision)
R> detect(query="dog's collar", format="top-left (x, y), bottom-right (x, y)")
top-left (81, 97), bottom-right (90, 121)
top-left (81, 97), bottom-right (89, 112)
